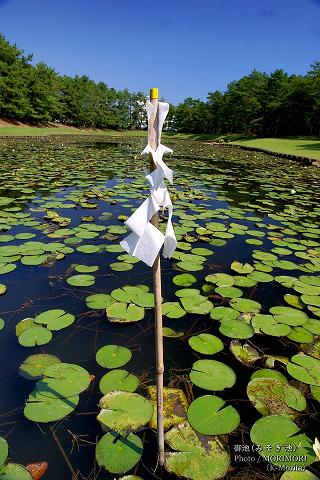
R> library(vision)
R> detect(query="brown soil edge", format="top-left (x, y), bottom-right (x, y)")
top-left (204, 141), bottom-right (320, 167)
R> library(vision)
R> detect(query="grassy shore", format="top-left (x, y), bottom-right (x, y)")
top-left (0, 123), bottom-right (319, 160)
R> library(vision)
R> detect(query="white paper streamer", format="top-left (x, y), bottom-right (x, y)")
top-left (120, 101), bottom-right (177, 267)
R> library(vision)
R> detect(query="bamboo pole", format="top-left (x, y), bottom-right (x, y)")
top-left (148, 87), bottom-right (165, 467)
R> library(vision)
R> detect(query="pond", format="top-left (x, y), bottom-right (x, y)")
top-left (0, 135), bottom-right (319, 480)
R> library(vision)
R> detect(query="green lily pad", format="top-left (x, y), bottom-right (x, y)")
top-left (110, 262), bottom-right (133, 271)
top-left (301, 295), bottom-right (320, 307)
top-left (24, 389), bottom-right (79, 422)
top-left (287, 327), bottom-right (314, 343)
top-left (173, 273), bottom-right (197, 286)
top-left (215, 286), bottom-right (243, 298)
top-left (188, 395), bottom-right (240, 435)
top-left (19, 354), bottom-right (61, 380)
top-left (86, 293), bottom-right (115, 309)
top-left (97, 391), bottom-right (153, 435)
top-left (230, 298), bottom-right (261, 313)
top-left (95, 432), bottom-right (143, 474)
top-left (163, 327), bottom-right (184, 338)
top-left (181, 295), bottom-right (212, 314)
top-left (0, 284), bottom-right (7, 295)
top-left (177, 261), bottom-right (204, 272)
top-left (165, 421), bottom-right (230, 480)
top-left (0, 318), bottom-right (4, 331)
top-left (188, 334), bottom-right (223, 355)
top-left (219, 319), bottom-right (254, 339)
top-left (250, 369), bottom-right (288, 383)
top-left (18, 326), bottom-right (52, 347)
top-left (190, 359), bottom-right (236, 391)
top-left (247, 378), bottom-right (307, 419)
top-left (162, 302), bottom-right (186, 319)
top-left (99, 370), bottom-right (139, 394)
top-left (74, 264), bottom-right (99, 273)
top-left (67, 274), bottom-right (95, 286)
top-left (280, 472), bottom-right (320, 480)
top-left (34, 309), bottom-right (75, 330)
top-left (269, 307), bottom-right (309, 326)
top-left (231, 261), bottom-right (254, 274)
top-left (96, 345), bottom-right (132, 368)
top-left (287, 354), bottom-right (320, 386)
top-left (210, 307), bottom-right (239, 321)
top-left (36, 363), bottom-right (91, 397)
top-left (205, 273), bottom-right (234, 287)
top-left (250, 415), bottom-right (315, 467)
top-left (106, 303), bottom-right (145, 323)
top-left (0, 464), bottom-right (33, 480)
top-left (0, 437), bottom-right (8, 467)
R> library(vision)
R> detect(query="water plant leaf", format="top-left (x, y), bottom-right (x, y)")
top-left (247, 378), bottom-right (307, 419)
top-left (162, 302), bottom-right (186, 319)
top-left (0, 437), bottom-right (8, 466)
top-left (181, 295), bottom-right (212, 314)
top-left (280, 472), bottom-right (320, 480)
top-left (250, 369), bottom-right (288, 383)
top-left (231, 261), bottom-right (254, 274)
top-left (19, 354), bottom-right (61, 380)
top-left (215, 286), bottom-right (243, 298)
top-left (24, 390), bottom-right (79, 423)
top-left (173, 273), bottom-right (197, 286)
top-left (165, 421), bottom-right (230, 480)
top-left (34, 309), bottom-right (75, 330)
top-left (18, 326), bottom-right (52, 347)
top-left (99, 370), bottom-right (139, 394)
top-left (66, 274), bottom-right (95, 286)
top-left (96, 345), bottom-right (132, 368)
top-left (106, 302), bottom-right (145, 323)
top-left (250, 415), bottom-right (315, 467)
top-left (190, 359), bottom-right (236, 391)
top-left (205, 273), bottom-right (234, 287)
top-left (36, 363), bottom-right (91, 397)
top-left (0, 464), bottom-right (33, 480)
top-left (269, 306), bottom-right (309, 326)
top-left (148, 386), bottom-right (188, 430)
top-left (0, 318), bottom-right (4, 331)
top-left (110, 262), bottom-right (133, 271)
top-left (0, 284), bottom-right (7, 295)
top-left (230, 298), bottom-right (261, 313)
top-left (287, 354), bottom-right (320, 386)
top-left (86, 293), bottom-right (115, 309)
top-left (188, 395), bottom-right (240, 435)
top-left (74, 264), bottom-right (99, 273)
top-left (230, 340), bottom-right (260, 365)
top-left (219, 319), bottom-right (254, 339)
top-left (97, 391), bottom-right (153, 435)
top-left (188, 334), bottom-right (223, 355)
top-left (162, 327), bottom-right (184, 338)
top-left (95, 431), bottom-right (143, 474)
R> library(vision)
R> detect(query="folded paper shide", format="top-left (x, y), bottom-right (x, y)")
top-left (313, 437), bottom-right (320, 460)
top-left (120, 101), bottom-right (177, 267)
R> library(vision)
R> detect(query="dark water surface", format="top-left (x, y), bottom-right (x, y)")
top-left (0, 135), bottom-right (319, 480)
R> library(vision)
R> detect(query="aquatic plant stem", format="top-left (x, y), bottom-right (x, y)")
top-left (149, 88), bottom-right (165, 468)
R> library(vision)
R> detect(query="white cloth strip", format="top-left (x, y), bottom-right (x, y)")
top-left (120, 101), bottom-right (177, 267)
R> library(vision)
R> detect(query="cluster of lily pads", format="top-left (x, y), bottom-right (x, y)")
top-left (19, 353), bottom-right (91, 422)
top-left (0, 137), bottom-right (320, 479)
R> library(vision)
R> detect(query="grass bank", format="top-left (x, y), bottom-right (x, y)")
top-left (0, 122), bottom-right (319, 160)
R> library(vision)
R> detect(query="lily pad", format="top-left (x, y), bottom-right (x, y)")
top-left (106, 303), bottom-right (145, 323)
top-left (36, 363), bottom-right (91, 397)
top-left (18, 326), bottom-right (52, 347)
top-left (188, 334), bottom-right (223, 355)
top-left (287, 354), bottom-right (320, 386)
top-left (97, 391), bottom-right (153, 435)
top-left (24, 390), bottom-right (79, 422)
top-left (19, 354), bottom-right (61, 380)
top-left (230, 340), bottom-right (260, 365)
top-left (219, 319), bottom-right (254, 339)
top-left (34, 309), bottom-right (75, 330)
top-left (86, 294), bottom-right (115, 309)
top-left (231, 261), bottom-right (254, 274)
top-left (165, 421), bottom-right (230, 480)
top-left (188, 395), bottom-right (240, 435)
top-left (96, 345), bottom-right (132, 368)
top-left (66, 274), bottom-right (95, 287)
top-left (250, 415), bottom-right (315, 467)
top-left (0, 464), bottom-right (33, 480)
top-left (0, 437), bottom-right (8, 466)
top-left (230, 298), bottom-right (261, 313)
top-left (99, 370), bottom-right (139, 394)
top-left (95, 431), bottom-right (143, 474)
top-left (190, 359), bottom-right (236, 391)
top-left (162, 302), bottom-right (186, 319)
top-left (247, 378), bottom-right (307, 419)
top-left (173, 273), bottom-right (197, 286)
top-left (148, 386), bottom-right (188, 430)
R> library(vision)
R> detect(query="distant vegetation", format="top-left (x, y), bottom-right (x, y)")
top-left (0, 34), bottom-right (319, 136)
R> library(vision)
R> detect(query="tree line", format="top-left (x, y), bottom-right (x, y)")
top-left (1, 34), bottom-right (319, 136)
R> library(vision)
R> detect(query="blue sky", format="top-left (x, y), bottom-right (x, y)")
top-left (0, 0), bottom-right (319, 103)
